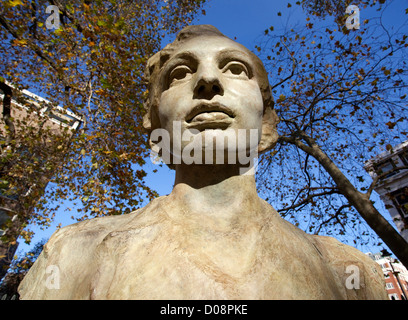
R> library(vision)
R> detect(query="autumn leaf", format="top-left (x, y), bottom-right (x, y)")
top-left (386, 121), bottom-right (396, 129)
top-left (8, 0), bottom-right (22, 6)
top-left (277, 94), bottom-right (286, 103)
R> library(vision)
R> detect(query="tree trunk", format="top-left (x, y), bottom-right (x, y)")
top-left (282, 134), bottom-right (408, 268)
top-left (0, 238), bottom-right (19, 281)
top-left (0, 204), bottom-right (24, 281)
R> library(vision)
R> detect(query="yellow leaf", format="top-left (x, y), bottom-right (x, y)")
top-left (277, 94), bottom-right (286, 103)
top-left (54, 28), bottom-right (63, 36)
top-left (13, 39), bottom-right (28, 46)
top-left (81, 149), bottom-right (86, 155)
top-left (9, 0), bottom-right (23, 6)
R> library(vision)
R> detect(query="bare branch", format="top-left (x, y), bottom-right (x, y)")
top-left (278, 188), bottom-right (340, 214)
top-left (314, 204), bottom-right (352, 235)
top-left (271, 37), bottom-right (297, 90)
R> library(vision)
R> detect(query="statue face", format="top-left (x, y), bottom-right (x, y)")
top-left (156, 35), bottom-right (264, 165)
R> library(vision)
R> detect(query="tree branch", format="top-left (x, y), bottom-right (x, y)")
top-left (314, 204), bottom-right (352, 235)
top-left (278, 188), bottom-right (340, 214)
top-left (0, 14), bottom-right (86, 95)
top-left (280, 131), bottom-right (408, 268)
top-left (271, 37), bottom-right (297, 90)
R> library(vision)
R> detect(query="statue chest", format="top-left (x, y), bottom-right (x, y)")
top-left (89, 225), bottom-right (344, 299)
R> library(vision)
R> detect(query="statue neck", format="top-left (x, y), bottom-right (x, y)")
top-left (169, 163), bottom-right (262, 220)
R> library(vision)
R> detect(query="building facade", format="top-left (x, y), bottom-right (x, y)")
top-left (367, 251), bottom-right (408, 300)
top-left (364, 141), bottom-right (408, 242)
top-left (0, 81), bottom-right (82, 280)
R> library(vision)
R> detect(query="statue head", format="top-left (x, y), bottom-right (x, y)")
top-left (143, 25), bottom-right (279, 169)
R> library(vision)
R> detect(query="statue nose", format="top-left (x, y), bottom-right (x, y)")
top-left (193, 70), bottom-right (224, 100)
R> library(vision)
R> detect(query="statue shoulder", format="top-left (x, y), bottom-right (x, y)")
top-left (19, 197), bottom-right (167, 299)
top-left (33, 195), bottom-right (167, 260)
top-left (18, 212), bottom-right (136, 299)
top-left (312, 235), bottom-right (388, 300)
top-left (42, 208), bottom-right (143, 258)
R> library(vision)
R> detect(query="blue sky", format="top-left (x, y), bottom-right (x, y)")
top-left (16, 0), bottom-right (408, 257)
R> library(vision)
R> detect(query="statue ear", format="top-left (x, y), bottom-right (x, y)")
top-left (258, 107), bottom-right (279, 154)
top-left (143, 109), bottom-right (176, 170)
top-left (143, 108), bottom-right (156, 154)
top-left (143, 109), bottom-right (152, 131)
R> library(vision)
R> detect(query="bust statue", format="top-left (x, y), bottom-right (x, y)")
top-left (19, 25), bottom-right (387, 300)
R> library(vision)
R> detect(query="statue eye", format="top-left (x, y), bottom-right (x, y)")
top-left (169, 65), bottom-right (193, 85)
top-left (223, 61), bottom-right (249, 78)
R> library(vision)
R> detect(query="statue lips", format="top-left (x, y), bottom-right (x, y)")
top-left (186, 102), bottom-right (235, 130)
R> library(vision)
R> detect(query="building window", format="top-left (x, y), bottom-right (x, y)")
top-left (375, 159), bottom-right (397, 178)
top-left (390, 187), bottom-right (408, 218)
top-left (386, 283), bottom-right (394, 289)
top-left (48, 110), bottom-right (77, 127)
top-left (389, 293), bottom-right (399, 300)
top-left (400, 150), bottom-right (408, 166)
